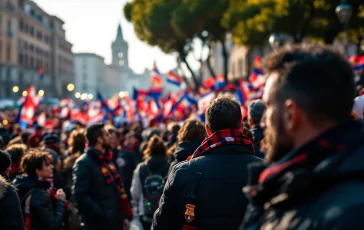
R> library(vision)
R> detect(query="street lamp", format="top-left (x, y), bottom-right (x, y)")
top-left (269, 33), bottom-right (285, 50)
top-left (75, 92), bottom-right (81, 98)
top-left (67, 83), bottom-right (75, 92)
top-left (38, 90), bottom-right (44, 96)
top-left (87, 94), bottom-right (93, 100)
top-left (22, 91), bottom-right (28, 97)
top-left (336, 0), bottom-right (353, 54)
top-left (12, 86), bottom-right (19, 93)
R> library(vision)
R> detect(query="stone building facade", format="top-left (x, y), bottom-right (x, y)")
top-left (0, 0), bottom-right (74, 99)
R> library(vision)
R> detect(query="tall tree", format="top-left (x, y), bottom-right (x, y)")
top-left (124, 0), bottom-right (199, 89)
top-left (223, 0), bottom-right (364, 46)
top-left (171, 0), bottom-right (230, 82)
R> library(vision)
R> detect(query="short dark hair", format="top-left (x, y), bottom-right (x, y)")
top-left (20, 149), bottom-right (52, 176)
top-left (263, 45), bottom-right (355, 124)
top-left (205, 95), bottom-right (242, 133)
top-left (248, 100), bottom-right (265, 125)
top-left (86, 123), bottom-right (104, 146)
top-left (0, 150), bottom-right (11, 173)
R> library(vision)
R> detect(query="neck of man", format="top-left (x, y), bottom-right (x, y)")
top-left (293, 121), bottom-right (338, 149)
top-left (93, 144), bottom-right (106, 154)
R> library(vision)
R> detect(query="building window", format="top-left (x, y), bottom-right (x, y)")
top-left (30, 57), bottom-right (34, 68)
top-left (6, 41), bottom-right (11, 62)
top-left (29, 26), bottom-right (34, 36)
top-left (29, 45), bottom-right (33, 52)
top-left (7, 19), bottom-right (12, 38)
top-left (19, 53), bottom-right (23, 65)
top-left (37, 30), bottom-right (42, 40)
top-left (19, 19), bottom-right (24, 31)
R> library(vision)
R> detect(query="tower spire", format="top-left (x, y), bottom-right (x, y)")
top-left (116, 23), bottom-right (123, 40)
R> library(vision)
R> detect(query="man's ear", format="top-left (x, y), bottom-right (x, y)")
top-left (205, 124), bottom-right (212, 136)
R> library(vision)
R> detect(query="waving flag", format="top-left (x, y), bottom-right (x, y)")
top-left (38, 66), bottom-right (44, 80)
top-left (167, 71), bottom-right (183, 86)
top-left (150, 65), bottom-right (163, 88)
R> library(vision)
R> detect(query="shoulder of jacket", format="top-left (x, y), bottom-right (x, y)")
top-left (0, 176), bottom-right (9, 201)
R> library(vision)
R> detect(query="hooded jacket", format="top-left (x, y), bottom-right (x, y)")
top-left (168, 139), bottom-right (204, 174)
top-left (0, 175), bottom-right (25, 230)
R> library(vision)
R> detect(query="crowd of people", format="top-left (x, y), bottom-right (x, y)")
top-left (0, 44), bottom-right (364, 230)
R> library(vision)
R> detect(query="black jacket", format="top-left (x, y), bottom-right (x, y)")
top-left (0, 175), bottom-right (25, 230)
top-left (72, 148), bottom-right (124, 230)
top-left (13, 175), bottom-right (65, 230)
top-left (251, 125), bottom-right (264, 159)
top-left (168, 139), bottom-right (204, 174)
top-left (242, 121), bottom-right (364, 230)
top-left (152, 144), bottom-right (263, 230)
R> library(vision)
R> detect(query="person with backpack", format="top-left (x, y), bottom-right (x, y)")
top-left (131, 135), bottom-right (170, 230)
top-left (13, 149), bottom-right (66, 230)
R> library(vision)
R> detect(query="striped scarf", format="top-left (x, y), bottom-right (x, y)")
top-left (188, 129), bottom-right (254, 161)
top-left (98, 149), bottom-right (133, 220)
top-left (183, 129), bottom-right (254, 230)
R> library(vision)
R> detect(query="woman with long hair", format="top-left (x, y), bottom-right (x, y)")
top-left (62, 129), bottom-right (86, 198)
top-left (130, 135), bottom-right (169, 230)
top-left (168, 119), bottom-right (206, 174)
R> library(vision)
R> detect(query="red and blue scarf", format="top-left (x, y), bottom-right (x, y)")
top-left (97, 149), bottom-right (133, 220)
top-left (188, 129), bottom-right (254, 161)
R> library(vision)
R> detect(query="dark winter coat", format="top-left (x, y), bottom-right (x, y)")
top-left (242, 121), bottom-right (364, 230)
top-left (251, 125), bottom-right (264, 159)
top-left (168, 139), bottom-right (204, 175)
top-left (0, 175), bottom-right (25, 230)
top-left (13, 175), bottom-right (65, 230)
top-left (152, 144), bottom-right (263, 230)
top-left (72, 148), bottom-right (124, 230)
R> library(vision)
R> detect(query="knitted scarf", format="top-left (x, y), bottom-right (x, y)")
top-left (183, 129), bottom-right (254, 230)
top-left (258, 120), bottom-right (363, 184)
top-left (188, 129), bottom-right (254, 161)
top-left (98, 149), bottom-right (133, 220)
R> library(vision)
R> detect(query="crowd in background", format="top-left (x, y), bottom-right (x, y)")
top-left (1, 44), bottom-right (364, 230)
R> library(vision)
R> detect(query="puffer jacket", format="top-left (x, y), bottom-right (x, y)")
top-left (13, 175), bottom-right (65, 230)
top-left (0, 175), bottom-right (25, 230)
top-left (152, 144), bottom-right (263, 230)
top-left (72, 148), bottom-right (124, 230)
top-left (168, 139), bottom-right (203, 175)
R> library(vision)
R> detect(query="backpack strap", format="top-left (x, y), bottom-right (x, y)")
top-left (21, 189), bottom-right (39, 230)
top-left (139, 163), bottom-right (151, 186)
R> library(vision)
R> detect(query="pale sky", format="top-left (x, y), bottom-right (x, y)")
top-left (32, 0), bottom-right (200, 74)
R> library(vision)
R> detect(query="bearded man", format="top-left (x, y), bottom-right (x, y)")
top-left (73, 123), bottom-right (133, 230)
top-left (242, 45), bottom-right (364, 230)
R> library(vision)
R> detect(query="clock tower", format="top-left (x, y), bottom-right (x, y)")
top-left (111, 24), bottom-right (129, 69)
